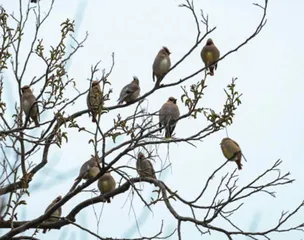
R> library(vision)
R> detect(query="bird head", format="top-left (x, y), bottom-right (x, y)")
top-left (220, 137), bottom-right (231, 145)
top-left (92, 80), bottom-right (100, 86)
top-left (162, 46), bottom-right (171, 55)
top-left (137, 152), bottom-right (145, 160)
top-left (104, 170), bottom-right (112, 176)
top-left (133, 76), bottom-right (139, 85)
top-left (21, 85), bottom-right (31, 93)
top-left (168, 96), bottom-right (177, 104)
top-left (206, 38), bottom-right (214, 46)
top-left (53, 195), bottom-right (62, 204)
top-left (91, 156), bottom-right (100, 166)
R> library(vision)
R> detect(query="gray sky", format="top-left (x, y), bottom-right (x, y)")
top-left (1, 0), bottom-right (304, 239)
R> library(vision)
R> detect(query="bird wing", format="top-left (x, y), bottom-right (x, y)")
top-left (118, 83), bottom-right (139, 102)
top-left (26, 94), bottom-right (39, 117)
top-left (152, 54), bottom-right (163, 76)
top-left (231, 139), bottom-right (240, 148)
top-left (159, 102), bottom-right (168, 125)
top-left (144, 160), bottom-right (156, 178)
top-left (160, 102), bottom-right (180, 124)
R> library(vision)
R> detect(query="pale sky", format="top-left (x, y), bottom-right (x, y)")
top-left (1, 0), bottom-right (304, 239)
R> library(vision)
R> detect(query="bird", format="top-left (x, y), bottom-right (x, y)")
top-left (75, 156), bottom-right (100, 181)
top-left (136, 152), bottom-right (156, 179)
top-left (21, 85), bottom-right (39, 127)
top-left (117, 76), bottom-right (140, 104)
top-left (43, 195), bottom-right (62, 233)
top-left (97, 171), bottom-right (116, 203)
top-left (87, 80), bottom-right (103, 123)
top-left (200, 38), bottom-right (220, 76)
top-left (159, 96), bottom-right (180, 138)
top-left (220, 137), bottom-right (243, 170)
top-left (152, 47), bottom-right (171, 83)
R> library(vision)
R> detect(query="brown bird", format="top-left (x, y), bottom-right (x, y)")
top-left (21, 85), bottom-right (39, 127)
top-left (43, 195), bottom-right (62, 233)
top-left (136, 152), bottom-right (156, 179)
top-left (117, 76), bottom-right (140, 104)
top-left (87, 80), bottom-right (103, 123)
top-left (152, 47), bottom-right (171, 83)
top-left (200, 38), bottom-right (220, 76)
top-left (97, 171), bottom-right (116, 203)
top-left (75, 156), bottom-right (100, 181)
top-left (159, 97), bottom-right (180, 138)
top-left (220, 137), bottom-right (243, 170)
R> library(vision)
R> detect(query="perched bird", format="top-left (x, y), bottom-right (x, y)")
top-left (152, 47), bottom-right (171, 83)
top-left (21, 85), bottom-right (39, 127)
top-left (97, 171), bottom-right (116, 203)
top-left (200, 38), bottom-right (220, 76)
top-left (43, 196), bottom-right (62, 233)
top-left (87, 80), bottom-right (103, 123)
top-left (117, 76), bottom-right (140, 104)
top-left (159, 97), bottom-right (180, 138)
top-left (75, 157), bottom-right (100, 181)
top-left (136, 152), bottom-right (156, 179)
top-left (220, 137), bottom-right (243, 170)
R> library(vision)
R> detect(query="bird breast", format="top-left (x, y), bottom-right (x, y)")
top-left (52, 209), bottom-right (61, 217)
top-left (159, 105), bottom-right (179, 123)
top-left (100, 181), bottom-right (110, 192)
top-left (205, 52), bottom-right (214, 62)
top-left (23, 100), bottom-right (31, 113)
top-left (23, 99), bottom-right (38, 116)
top-left (222, 147), bottom-right (234, 159)
top-left (159, 58), bottom-right (170, 74)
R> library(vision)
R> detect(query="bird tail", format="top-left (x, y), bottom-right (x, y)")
top-left (107, 198), bottom-right (111, 203)
top-left (117, 96), bottom-right (124, 105)
top-left (209, 66), bottom-right (214, 76)
top-left (165, 126), bottom-right (171, 138)
top-left (165, 122), bottom-right (176, 138)
top-left (159, 123), bottom-right (162, 133)
top-left (32, 116), bottom-right (39, 127)
top-left (74, 176), bottom-right (81, 181)
top-left (156, 75), bottom-right (163, 85)
top-left (235, 159), bottom-right (242, 170)
top-left (91, 113), bottom-right (97, 123)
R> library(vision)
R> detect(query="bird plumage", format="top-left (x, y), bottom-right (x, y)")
top-left (201, 38), bottom-right (220, 76)
top-left (21, 85), bottom-right (39, 127)
top-left (43, 196), bottom-right (62, 233)
top-left (136, 152), bottom-right (156, 179)
top-left (220, 137), bottom-right (243, 170)
top-left (75, 156), bottom-right (100, 181)
top-left (159, 96), bottom-right (180, 138)
top-left (97, 172), bottom-right (116, 203)
top-left (87, 80), bottom-right (103, 123)
top-left (117, 76), bottom-right (140, 104)
top-left (152, 47), bottom-right (171, 83)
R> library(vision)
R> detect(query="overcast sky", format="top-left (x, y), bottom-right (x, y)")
top-left (1, 0), bottom-right (304, 239)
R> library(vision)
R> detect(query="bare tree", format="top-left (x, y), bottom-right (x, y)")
top-left (0, 0), bottom-right (303, 239)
